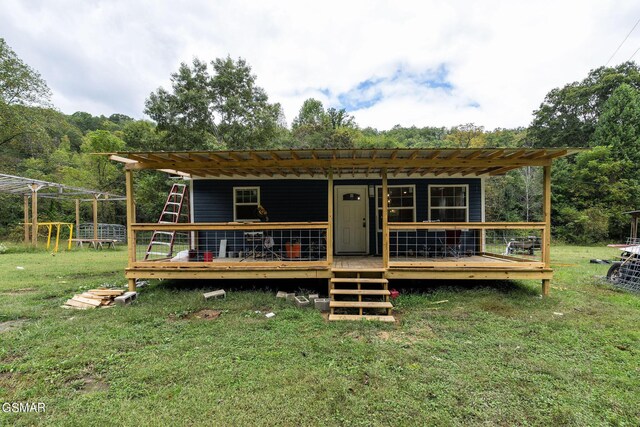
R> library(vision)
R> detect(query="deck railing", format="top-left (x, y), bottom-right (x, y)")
top-left (385, 222), bottom-right (547, 268)
top-left (129, 222), bottom-right (329, 268)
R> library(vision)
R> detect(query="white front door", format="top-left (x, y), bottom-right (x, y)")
top-left (335, 186), bottom-right (368, 254)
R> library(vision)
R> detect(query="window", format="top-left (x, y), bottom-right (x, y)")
top-left (376, 185), bottom-right (416, 231)
top-left (428, 185), bottom-right (468, 222)
top-left (233, 187), bottom-right (260, 221)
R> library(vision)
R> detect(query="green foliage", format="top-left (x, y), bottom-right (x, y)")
top-left (529, 62), bottom-right (640, 148)
top-left (290, 98), bottom-right (360, 148)
top-left (145, 56), bottom-right (284, 150)
top-left (445, 123), bottom-right (487, 148)
top-left (80, 130), bottom-right (125, 190)
top-left (0, 38), bottom-right (51, 107)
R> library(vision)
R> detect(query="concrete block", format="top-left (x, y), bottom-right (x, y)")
top-left (284, 292), bottom-right (296, 301)
top-left (294, 296), bottom-right (310, 308)
top-left (114, 291), bottom-right (137, 306)
top-left (308, 294), bottom-right (319, 303)
top-left (314, 298), bottom-right (330, 312)
top-left (203, 290), bottom-right (226, 300)
top-left (276, 291), bottom-right (288, 299)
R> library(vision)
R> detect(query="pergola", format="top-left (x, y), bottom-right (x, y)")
top-left (109, 147), bottom-right (576, 178)
top-left (0, 173), bottom-right (126, 245)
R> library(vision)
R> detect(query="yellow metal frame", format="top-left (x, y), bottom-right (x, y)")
top-left (38, 222), bottom-right (74, 252)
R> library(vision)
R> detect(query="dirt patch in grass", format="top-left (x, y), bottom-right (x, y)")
top-left (191, 309), bottom-right (222, 320)
top-left (0, 288), bottom-right (36, 296)
top-left (478, 300), bottom-right (517, 317)
top-left (377, 325), bottom-right (435, 344)
top-left (78, 376), bottom-right (110, 393)
top-left (0, 319), bottom-right (28, 333)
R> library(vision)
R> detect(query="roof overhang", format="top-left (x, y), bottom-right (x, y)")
top-left (107, 148), bottom-right (583, 179)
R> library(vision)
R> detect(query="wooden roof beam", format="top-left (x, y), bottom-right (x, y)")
top-left (489, 166), bottom-right (520, 176)
top-left (523, 150), bottom-right (548, 160)
top-left (427, 150), bottom-right (441, 160)
top-left (503, 149), bottom-right (527, 160)
top-left (269, 151), bottom-right (281, 161)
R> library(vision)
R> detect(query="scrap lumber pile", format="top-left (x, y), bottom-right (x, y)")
top-left (62, 288), bottom-right (125, 309)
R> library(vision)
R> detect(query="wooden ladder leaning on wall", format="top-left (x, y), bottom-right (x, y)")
top-left (144, 183), bottom-right (189, 260)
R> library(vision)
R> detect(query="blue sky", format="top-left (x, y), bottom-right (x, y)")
top-left (2, 0), bottom-right (640, 130)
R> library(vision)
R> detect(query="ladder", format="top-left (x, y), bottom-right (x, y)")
top-left (144, 183), bottom-right (189, 260)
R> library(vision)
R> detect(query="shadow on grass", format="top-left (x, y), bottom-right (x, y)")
top-left (154, 278), bottom-right (538, 297)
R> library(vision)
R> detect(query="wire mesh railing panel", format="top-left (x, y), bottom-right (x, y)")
top-left (134, 225), bottom-right (327, 263)
top-left (78, 223), bottom-right (127, 242)
top-left (388, 226), bottom-right (543, 264)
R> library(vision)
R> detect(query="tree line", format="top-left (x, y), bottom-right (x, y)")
top-left (1, 37), bottom-right (639, 243)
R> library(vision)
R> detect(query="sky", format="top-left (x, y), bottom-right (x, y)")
top-left (2, 0), bottom-right (640, 130)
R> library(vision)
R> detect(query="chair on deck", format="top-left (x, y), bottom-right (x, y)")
top-left (444, 230), bottom-right (462, 258)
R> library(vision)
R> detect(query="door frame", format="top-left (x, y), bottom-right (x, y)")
top-left (333, 184), bottom-right (369, 255)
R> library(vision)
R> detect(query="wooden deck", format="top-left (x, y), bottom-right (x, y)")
top-left (125, 254), bottom-right (552, 282)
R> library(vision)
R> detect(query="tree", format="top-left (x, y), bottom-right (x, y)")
top-left (290, 98), bottom-right (359, 148)
top-left (0, 38), bottom-right (51, 106)
top-left (80, 130), bottom-right (125, 190)
top-left (591, 83), bottom-right (640, 164)
top-left (445, 123), bottom-right (486, 148)
top-left (0, 38), bottom-right (52, 147)
top-left (145, 56), bottom-right (285, 150)
top-left (529, 62), bottom-right (640, 148)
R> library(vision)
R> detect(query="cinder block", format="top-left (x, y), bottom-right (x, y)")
top-left (294, 296), bottom-right (310, 308)
top-left (308, 294), bottom-right (319, 303)
top-left (203, 290), bottom-right (226, 300)
top-left (284, 293), bottom-right (296, 301)
top-left (314, 298), bottom-right (330, 312)
top-left (114, 291), bottom-right (137, 306)
top-left (276, 291), bottom-right (288, 299)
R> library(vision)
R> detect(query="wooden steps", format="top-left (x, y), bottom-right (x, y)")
top-left (330, 301), bottom-right (393, 309)
top-left (329, 314), bottom-right (396, 322)
top-left (330, 278), bottom-right (388, 284)
top-left (330, 289), bottom-right (390, 296)
top-left (328, 267), bottom-right (394, 322)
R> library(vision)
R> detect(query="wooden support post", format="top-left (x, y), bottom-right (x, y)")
top-left (92, 195), bottom-right (99, 241)
top-left (30, 184), bottom-right (39, 246)
top-left (542, 164), bottom-right (551, 296)
top-left (75, 199), bottom-right (80, 241)
top-left (128, 278), bottom-right (136, 292)
top-left (125, 170), bottom-right (136, 265)
top-left (23, 195), bottom-right (29, 244)
top-left (54, 223), bottom-right (61, 253)
top-left (327, 168), bottom-right (334, 266)
top-left (382, 168), bottom-right (389, 269)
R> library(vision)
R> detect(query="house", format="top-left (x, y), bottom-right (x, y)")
top-left (109, 148), bottom-right (578, 321)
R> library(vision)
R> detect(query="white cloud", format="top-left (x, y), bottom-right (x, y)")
top-left (1, 0), bottom-right (639, 130)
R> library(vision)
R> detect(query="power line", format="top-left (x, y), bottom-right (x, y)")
top-left (629, 45), bottom-right (640, 62)
top-left (606, 16), bottom-right (640, 66)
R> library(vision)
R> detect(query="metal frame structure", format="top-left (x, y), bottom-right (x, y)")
top-left (0, 173), bottom-right (125, 246)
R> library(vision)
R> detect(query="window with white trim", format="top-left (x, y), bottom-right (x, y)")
top-left (376, 185), bottom-right (416, 231)
top-left (428, 185), bottom-right (468, 222)
top-left (233, 187), bottom-right (260, 221)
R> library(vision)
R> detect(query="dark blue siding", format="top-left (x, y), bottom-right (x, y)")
top-left (193, 179), bottom-right (328, 222)
top-left (192, 178), bottom-right (482, 255)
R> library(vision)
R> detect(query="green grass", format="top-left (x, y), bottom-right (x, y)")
top-left (0, 243), bottom-right (638, 426)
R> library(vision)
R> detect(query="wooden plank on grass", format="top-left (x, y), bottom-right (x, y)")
top-left (64, 299), bottom-right (95, 309)
top-left (71, 295), bottom-right (102, 306)
top-left (79, 292), bottom-right (106, 300)
top-left (88, 289), bottom-right (125, 296)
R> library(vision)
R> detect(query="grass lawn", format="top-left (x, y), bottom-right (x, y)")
top-left (0, 243), bottom-right (638, 426)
